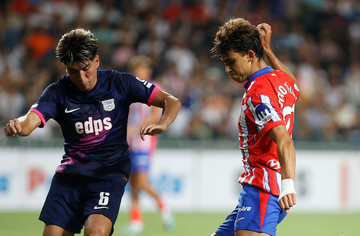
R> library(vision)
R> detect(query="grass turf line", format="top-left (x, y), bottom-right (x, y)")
top-left (0, 212), bottom-right (359, 235)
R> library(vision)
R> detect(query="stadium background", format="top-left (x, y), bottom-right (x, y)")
top-left (0, 0), bottom-right (360, 235)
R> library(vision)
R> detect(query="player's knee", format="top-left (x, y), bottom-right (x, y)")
top-left (84, 228), bottom-right (110, 236)
top-left (84, 216), bottom-right (112, 236)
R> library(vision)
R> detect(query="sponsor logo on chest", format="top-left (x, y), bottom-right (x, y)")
top-left (75, 117), bottom-right (112, 135)
top-left (69, 99), bottom-right (116, 136)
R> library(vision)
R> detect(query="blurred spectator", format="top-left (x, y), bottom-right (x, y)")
top-left (81, 0), bottom-right (105, 25)
top-left (162, 0), bottom-right (184, 24)
top-left (0, 0), bottom-right (359, 143)
top-left (26, 27), bottom-right (56, 62)
top-left (165, 35), bottom-right (197, 77)
top-left (11, 0), bottom-right (35, 16)
top-left (0, 67), bottom-right (26, 124)
top-left (345, 61), bottom-right (360, 108)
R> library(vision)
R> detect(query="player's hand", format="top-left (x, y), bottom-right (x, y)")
top-left (279, 193), bottom-right (296, 214)
top-left (257, 23), bottom-right (272, 51)
top-left (139, 123), bottom-right (167, 141)
top-left (4, 119), bottom-right (22, 137)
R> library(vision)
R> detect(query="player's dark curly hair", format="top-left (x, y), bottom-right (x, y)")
top-left (211, 18), bottom-right (264, 62)
top-left (55, 28), bottom-right (98, 66)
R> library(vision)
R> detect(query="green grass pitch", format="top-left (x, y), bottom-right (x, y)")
top-left (0, 212), bottom-right (359, 235)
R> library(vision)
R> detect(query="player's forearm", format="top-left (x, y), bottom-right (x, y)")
top-left (277, 137), bottom-right (296, 180)
top-left (16, 116), bottom-right (32, 136)
top-left (157, 95), bottom-right (181, 128)
top-left (263, 48), bottom-right (299, 88)
top-left (16, 112), bottom-right (41, 136)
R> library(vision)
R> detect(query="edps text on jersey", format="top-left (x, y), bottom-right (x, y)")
top-left (75, 117), bottom-right (112, 135)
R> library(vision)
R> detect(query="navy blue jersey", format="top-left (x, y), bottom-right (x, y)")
top-left (30, 70), bottom-right (159, 180)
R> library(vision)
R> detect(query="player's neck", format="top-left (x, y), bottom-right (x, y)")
top-left (250, 60), bottom-right (268, 75)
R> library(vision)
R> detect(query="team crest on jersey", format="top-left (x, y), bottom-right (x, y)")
top-left (102, 99), bottom-right (115, 111)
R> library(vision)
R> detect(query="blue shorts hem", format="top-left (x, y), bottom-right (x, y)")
top-left (214, 184), bottom-right (286, 236)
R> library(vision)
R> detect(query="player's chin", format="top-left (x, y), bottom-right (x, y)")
top-left (230, 75), bottom-right (243, 83)
top-left (230, 75), bottom-right (238, 82)
top-left (239, 76), bottom-right (248, 83)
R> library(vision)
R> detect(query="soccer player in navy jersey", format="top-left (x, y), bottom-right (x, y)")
top-left (210, 19), bottom-right (299, 236)
top-left (3, 28), bottom-right (181, 236)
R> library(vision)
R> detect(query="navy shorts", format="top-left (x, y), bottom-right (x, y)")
top-left (130, 151), bottom-right (150, 173)
top-left (214, 184), bottom-right (287, 236)
top-left (39, 173), bottom-right (127, 234)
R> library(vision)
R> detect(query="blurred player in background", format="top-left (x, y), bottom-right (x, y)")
top-left (210, 18), bottom-right (299, 236)
top-left (121, 55), bottom-right (176, 235)
top-left (3, 28), bottom-right (181, 236)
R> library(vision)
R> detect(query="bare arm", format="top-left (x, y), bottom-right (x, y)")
top-left (257, 23), bottom-right (299, 89)
top-left (139, 89), bottom-right (181, 140)
top-left (4, 111), bottom-right (42, 137)
top-left (268, 125), bottom-right (297, 213)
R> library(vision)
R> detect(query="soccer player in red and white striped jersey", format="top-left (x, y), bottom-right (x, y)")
top-left (211, 19), bottom-right (299, 236)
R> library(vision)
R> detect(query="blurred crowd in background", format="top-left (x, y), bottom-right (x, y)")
top-left (0, 0), bottom-right (360, 143)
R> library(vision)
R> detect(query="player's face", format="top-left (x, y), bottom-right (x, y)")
top-left (65, 55), bottom-right (100, 92)
top-left (221, 51), bottom-right (252, 83)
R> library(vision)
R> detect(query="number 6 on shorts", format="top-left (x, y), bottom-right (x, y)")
top-left (99, 192), bottom-right (110, 206)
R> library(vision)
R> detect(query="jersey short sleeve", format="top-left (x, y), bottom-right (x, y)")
top-left (115, 73), bottom-right (158, 107)
top-left (30, 83), bottom-right (60, 128)
top-left (245, 82), bottom-right (285, 135)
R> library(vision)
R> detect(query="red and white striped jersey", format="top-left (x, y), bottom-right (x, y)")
top-left (127, 80), bottom-right (162, 153)
top-left (238, 67), bottom-right (300, 196)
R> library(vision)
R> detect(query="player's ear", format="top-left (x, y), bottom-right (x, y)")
top-left (247, 50), bottom-right (256, 62)
top-left (95, 55), bottom-right (100, 69)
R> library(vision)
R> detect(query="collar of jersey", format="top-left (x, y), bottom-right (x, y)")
top-left (244, 66), bottom-right (274, 88)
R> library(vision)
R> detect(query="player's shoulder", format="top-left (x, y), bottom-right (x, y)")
top-left (247, 69), bottom-right (293, 92)
top-left (100, 70), bottom-right (136, 81)
top-left (259, 69), bottom-right (289, 85)
top-left (244, 69), bottom-right (284, 102)
top-left (270, 70), bottom-right (294, 83)
top-left (44, 75), bottom-right (67, 93)
top-left (57, 74), bottom-right (68, 86)
top-left (98, 69), bottom-right (123, 80)
top-left (267, 70), bottom-right (300, 97)
top-left (245, 75), bottom-right (272, 96)
top-left (97, 70), bottom-right (138, 89)
top-left (55, 75), bottom-right (80, 95)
